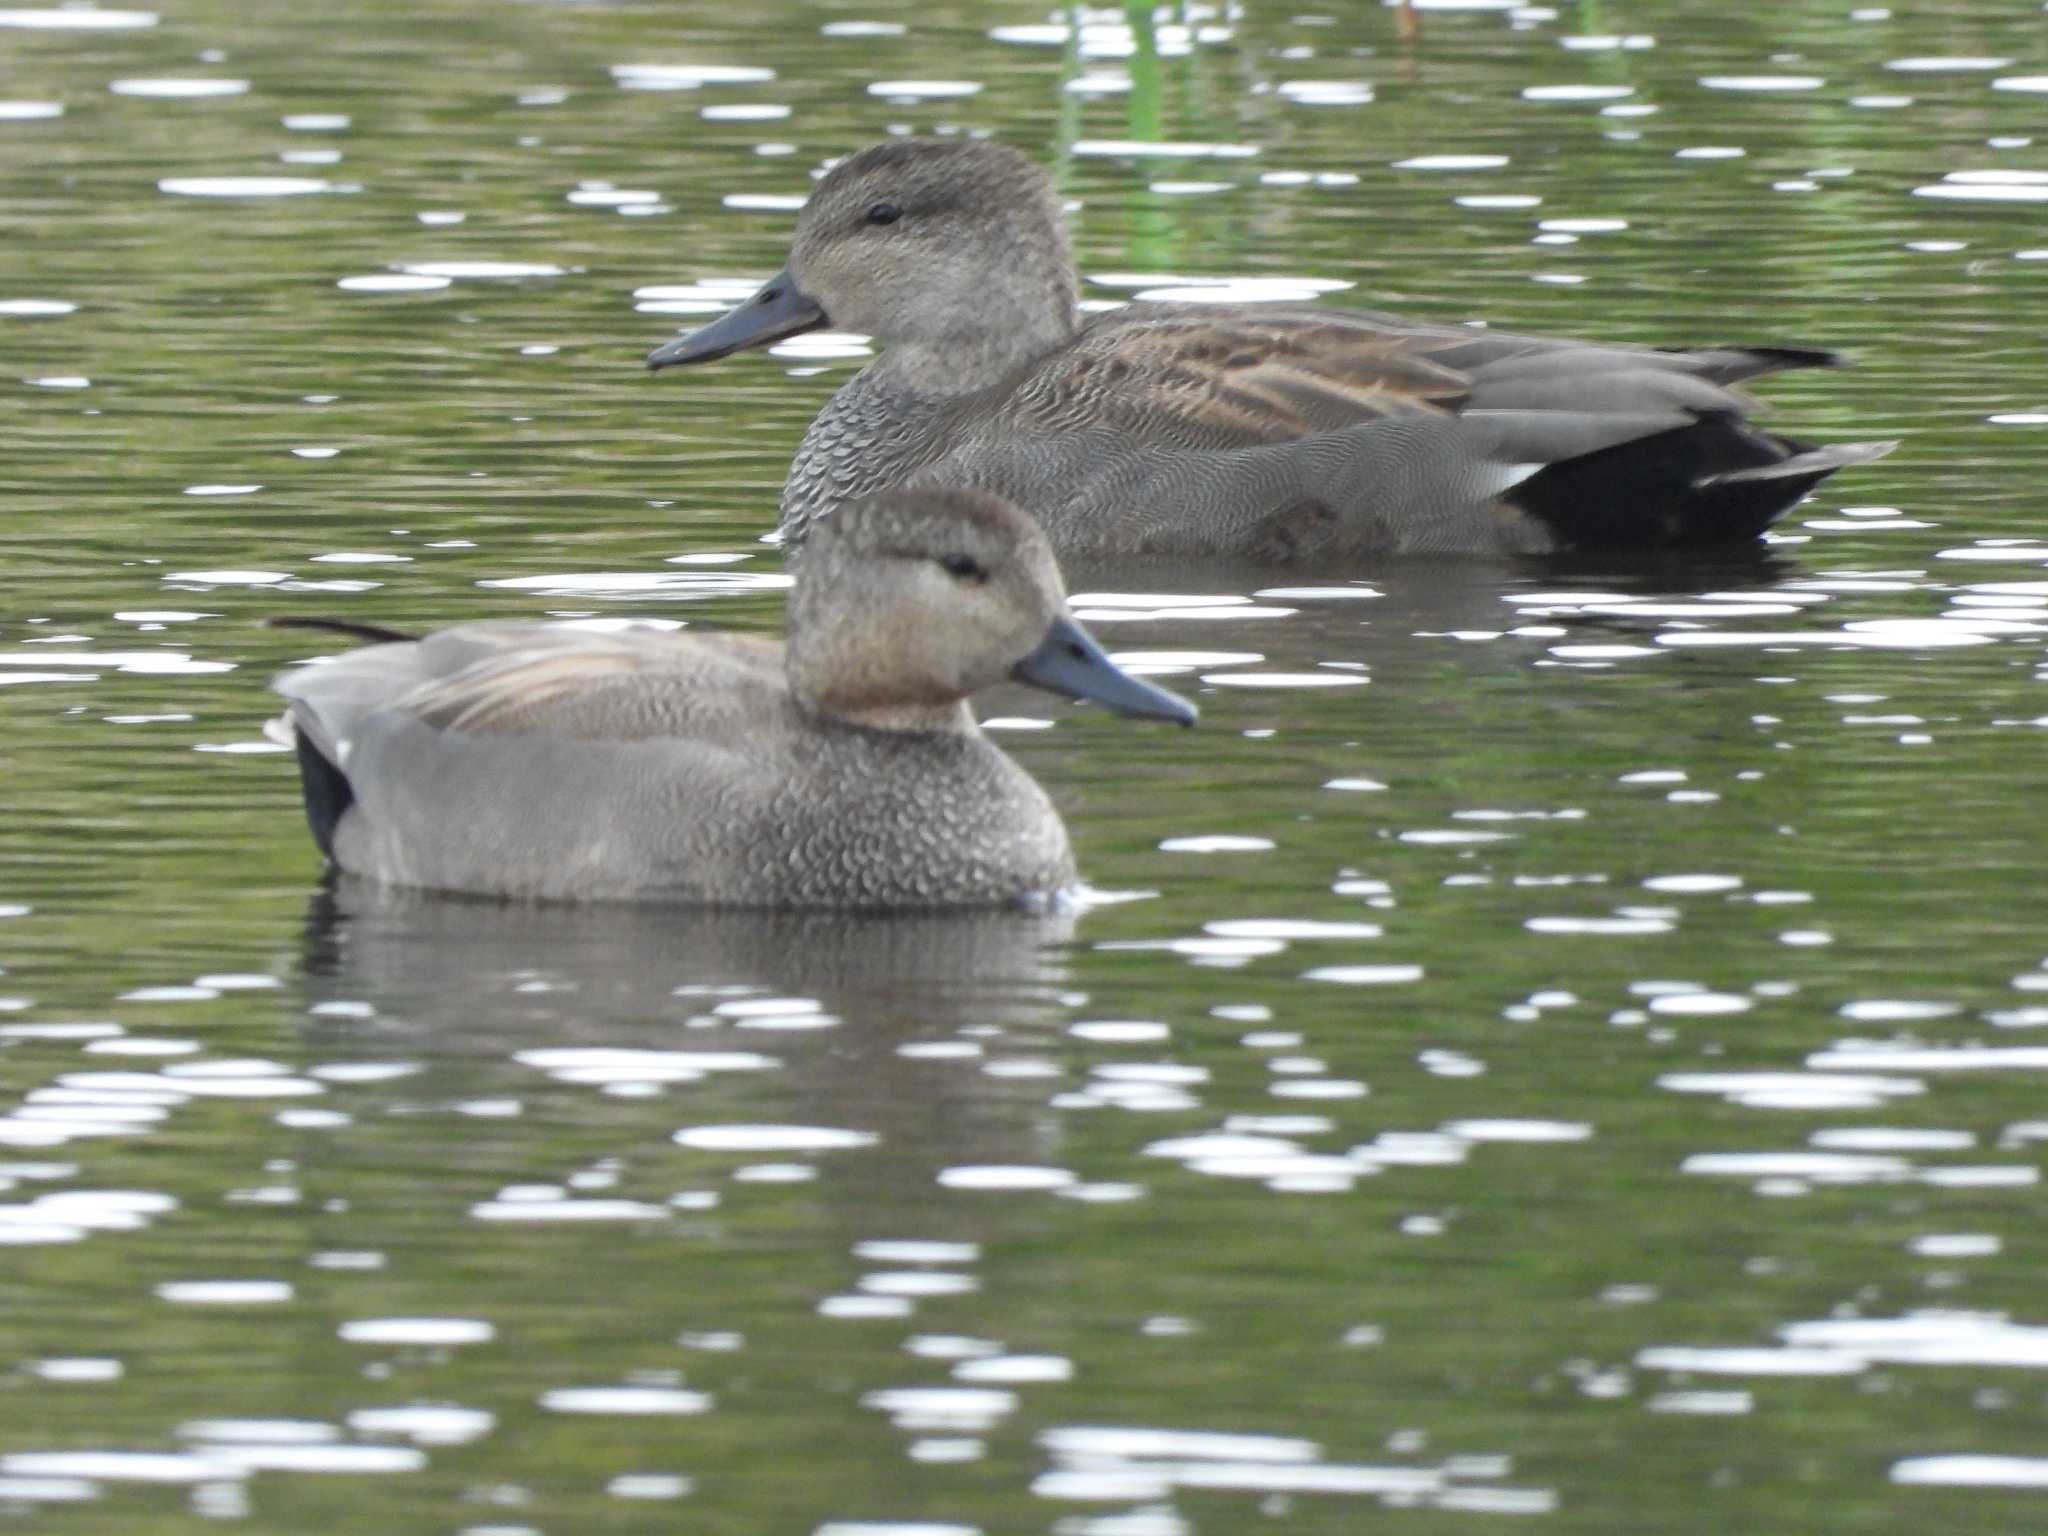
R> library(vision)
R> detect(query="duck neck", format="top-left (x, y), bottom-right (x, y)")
top-left (797, 685), bottom-right (978, 738)
top-left (874, 302), bottom-right (1078, 398)
top-left (784, 617), bottom-right (980, 736)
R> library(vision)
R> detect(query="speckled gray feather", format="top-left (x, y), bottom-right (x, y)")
top-left (656, 139), bottom-right (1893, 558)
top-left (271, 490), bottom-right (1187, 909)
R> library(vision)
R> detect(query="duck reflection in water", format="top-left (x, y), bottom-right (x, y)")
top-left (299, 879), bottom-right (1086, 1210)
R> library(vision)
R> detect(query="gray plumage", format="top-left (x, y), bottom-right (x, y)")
top-left (649, 137), bottom-right (1894, 559)
top-left (271, 489), bottom-right (1192, 909)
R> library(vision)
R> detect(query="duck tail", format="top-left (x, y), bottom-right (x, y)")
top-left (267, 616), bottom-right (420, 644)
top-left (1659, 343), bottom-right (1847, 384)
top-left (1695, 437), bottom-right (1897, 487)
top-left (1510, 414), bottom-right (1896, 548)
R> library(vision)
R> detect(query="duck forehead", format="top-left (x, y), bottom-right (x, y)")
top-left (841, 487), bottom-right (1042, 558)
top-left (809, 138), bottom-right (1032, 221)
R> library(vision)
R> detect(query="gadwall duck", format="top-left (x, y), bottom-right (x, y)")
top-left (270, 488), bottom-right (1194, 908)
top-left (649, 137), bottom-right (1893, 560)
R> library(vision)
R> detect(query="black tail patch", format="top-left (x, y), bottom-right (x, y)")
top-left (268, 616), bottom-right (419, 645)
top-left (292, 729), bottom-right (354, 863)
top-left (1508, 412), bottom-right (1845, 550)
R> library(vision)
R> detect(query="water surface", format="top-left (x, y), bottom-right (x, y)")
top-left (4, 1), bottom-right (2048, 1531)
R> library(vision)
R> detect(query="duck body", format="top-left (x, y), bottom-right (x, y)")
top-left (272, 490), bottom-right (1193, 909)
top-left (282, 624), bottom-right (1074, 906)
top-left (651, 138), bottom-right (1893, 560)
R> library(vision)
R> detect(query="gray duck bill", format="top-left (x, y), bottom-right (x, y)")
top-left (647, 267), bottom-right (827, 369)
top-left (1011, 615), bottom-right (1197, 726)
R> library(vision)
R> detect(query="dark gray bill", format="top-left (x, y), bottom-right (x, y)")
top-left (646, 267), bottom-right (826, 369)
top-left (1011, 615), bottom-right (1196, 726)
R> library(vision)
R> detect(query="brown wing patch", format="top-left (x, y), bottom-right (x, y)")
top-left (395, 635), bottom-right (784, 743)
top-left (1011, 309), bottom-right (1473, 448)
top-left (403, 649), bottom-right (648, 735)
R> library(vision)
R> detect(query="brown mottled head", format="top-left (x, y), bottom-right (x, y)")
top-left (786, 487), bottom-right (1062, 725)
top-left (786, 487), bottom-right (1193, 731)
top-left (649, 139), bottom-right (1080, 374)
top-left (787, 139), bottom-right (1078, 354)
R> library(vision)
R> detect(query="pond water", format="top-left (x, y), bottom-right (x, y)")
top-left (5, 0), bottom-right (2048, 1531)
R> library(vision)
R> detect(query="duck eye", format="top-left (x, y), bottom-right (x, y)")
top-left (939, 553), bottom-right (987, 582)
top-left (864, 202), bottom-right (901, 227)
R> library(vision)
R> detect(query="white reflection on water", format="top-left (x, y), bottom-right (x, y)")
top-left (857, 1240), bottom-right (978, 1265)
top-left (156, 1279), bottom-right (292, 1304)
top-left (1033, 1421), bottom-right (1549, 1511)
top-left (338, 273), bottom-right (449, 292)
top-left (1699, 74), bottom-right (1823, 91)
top-left (1134, 278), bottom-right (1343, 304)
top-left (1781, 1312), bottom-right (2048, 1367)
top-left (205, 1443), bottom-right (424, 1473)
top-left (1649, 1390), bottom-right (1753, 1414)
top-left (1635, 1346), bottom-right (1864, 1377)
top-left (337, 1317), bottom-right (494, 1345)
top-left (1681, 1151), bottom-right (1913, 1182)
top-left (820, 1294), bottom-right (912, 1319)
top-left (540, 1386), bottom-right (712, 1415)
top-left (346, 1405), bottom-right (494, 1445)
top-left (611, 1471), bottom-right (693, 1497)
top-left (1886, 55), bottom-right (2010, 72)
top-left (1206, 919), bottom-right (1380, 941)
top-left (1276, 81), bottom-right (1373, 107)
top-left (1915, 171), bottom-right (2048, 203)
top-left (863, 1386), bottom-right (1015, 1431)
top-left (113, 78), bottom-right (245, 97)
top-left (610, 63), bottom-right (775, 90)
top-left (1446, 1119), bottom-right (1592, 1142)
top-left (480, 569), bottom-right (790, 600)
top-left (1524, 84), bottom-right (1633, 102)
top-left (0, 8), bottom-right (156, 26)
top-left (158, 176), bottom-right (328, 197)
top-left (1393, 154), bottom-right (1509, 172)
top-left (1154, 835), bottom-right (1273, 854)
top-left (1072, 140), bottom-right (1258, 159)
top-left (674, 1124), bottom-right (877, 1151)
top-left (1302, 963), bottom-right (1422, 984)
top-left (1070, 591), bottom-right (1295, 623)
top-left (861, 1272), bottom-right (977, 1298)
top-left (177, 1417), bottom-right (330, 1444)
top-left (954, 1354), bottom-right (1070, 1383)
top-left (0, 1451), bottom-right (227, 1483)
top-left (471, 1196), bottom-right (668, 1222)
top-left (1893, 1455), bottom-right (2048, 1487)
top-left (1202, 670), bottom-right (1365, 689)
top-left (392, 260), bottom-right (561, 285)
top-left (1659, 1070), bottom-right (1926, 1112)
top-left (30, 1357), bottom-right (121, 1381)
top-left (515, 1046), bottom-right (777, 1086)
top-left (867, 81), bottom-right (982, 100)
top-left (936, 1165), bottom-right (1076, 1192)
top-left (1810, 1043), bottom-right (2048, 1072)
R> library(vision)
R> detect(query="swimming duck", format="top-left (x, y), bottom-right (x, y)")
top-left (271, 488), bottom-right (1195, 908)
top-left (649, 137), bottom-right (1893, 560)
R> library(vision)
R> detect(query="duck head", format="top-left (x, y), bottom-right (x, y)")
top-left (786, 487), bottom-right (1194, 732)
top-left (648, 139), bottom-right (1079, 375)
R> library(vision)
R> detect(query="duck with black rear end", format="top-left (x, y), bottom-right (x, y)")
top-left (649, 137), bottom-right (1894, 560)
top-left (270, 488), bottom-right (1194, 910)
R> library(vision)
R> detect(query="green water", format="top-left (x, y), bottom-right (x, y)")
top-left (3, 1), bottom-right (2048, 1531)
